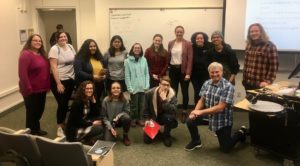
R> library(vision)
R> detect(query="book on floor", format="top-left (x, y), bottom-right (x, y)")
top-left (87, 140), bottom-right (115, 156)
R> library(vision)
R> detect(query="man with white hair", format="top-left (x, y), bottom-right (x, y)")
top-left (185, 62), bottom-right (246, 152)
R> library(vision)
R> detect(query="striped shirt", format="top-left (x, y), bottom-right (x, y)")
top-left (243, 41), bottom-right (278, 86)
top-left (200, 78), bottom-right (234, 132)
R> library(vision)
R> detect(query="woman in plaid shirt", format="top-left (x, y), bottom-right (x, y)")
top-left (242, 23), bottom-right (279, 90)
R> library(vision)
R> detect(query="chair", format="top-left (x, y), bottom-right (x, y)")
top-left (0, 127), bottom-right (43, 166)
top-left (36, 136), bottom-right (94, 166)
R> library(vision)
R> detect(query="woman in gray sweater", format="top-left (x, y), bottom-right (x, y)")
top-left (101, 81), bottom-right (131, 146)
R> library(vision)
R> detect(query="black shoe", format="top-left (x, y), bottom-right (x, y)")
top-left (31, 130), bottom-right (48, 136)
top-left (240, 125), bottom-right (250, 136)
top-left (163, 136), bottom-right (172, 147)
top-left (185, 141), bottom-right (202, 151)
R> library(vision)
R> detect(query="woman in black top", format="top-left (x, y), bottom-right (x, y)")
top-left (65, 81), bottom-right (103, 144)
top-left (190, 32), bottom-right (212, 105)
top-left (207, 31), bottom-right (240, 85)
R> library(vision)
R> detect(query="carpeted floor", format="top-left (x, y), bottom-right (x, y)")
top-left (0, 96), bottom-right (294, 166)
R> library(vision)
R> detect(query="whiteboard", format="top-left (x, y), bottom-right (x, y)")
top-left (109, 8), bottom-right (223, 51)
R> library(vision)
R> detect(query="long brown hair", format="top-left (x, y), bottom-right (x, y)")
top-left (21, 34), bottom-right (47, 59)
top-left (150, 34), bottom-right (167, 57)
top-left (107, 81), bottom-right (126, 102)
top-left (247, 23), bottom-right (269, 45)
top-left (75, 80), bottom-right (96, 104)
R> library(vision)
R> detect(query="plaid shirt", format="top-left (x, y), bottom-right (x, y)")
top-left (200, 78), bottom-right (234, 132)
top-left (243, 41), bottom-right (278, 86)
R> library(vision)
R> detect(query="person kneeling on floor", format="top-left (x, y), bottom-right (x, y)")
top-left (143, 76), bottom-right (178, 147)
top-left (185, 62), bottom-right (247, 152)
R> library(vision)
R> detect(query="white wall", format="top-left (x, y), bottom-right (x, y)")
top-left (0, 0), bottom-right (33, 113)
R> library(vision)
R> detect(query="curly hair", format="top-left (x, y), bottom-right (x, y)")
top-left (21, 34), bottom-right (47, 59)
top-left (247, 23), bottom-right (269, 45)
top-left (74, 80), bottom-right (96, 104)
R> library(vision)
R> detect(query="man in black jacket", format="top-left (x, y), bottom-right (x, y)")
top-left (143, 76), bottom-right (178, 147)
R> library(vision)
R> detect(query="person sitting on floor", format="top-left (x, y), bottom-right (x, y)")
top-left (185, 62), bottom-right (246, 152)
top-left (102, 81), bottom-right (131, 146)
top-left (65, 81), bottom-right (103, 145)
top-left (143, 76), bottom-right (178, 147)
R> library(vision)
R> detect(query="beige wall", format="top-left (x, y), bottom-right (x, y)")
top-left (0, 0), bottom-right (33, 113)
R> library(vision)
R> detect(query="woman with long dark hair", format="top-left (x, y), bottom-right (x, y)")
top-left (103, 35), bottom-right (128, 92)
top-left (145, 34), bottom-right (169, 88)
top-left (65, 81), bottom-right (103, 144)
top-left (74, 39), bottom-right (106, 105)
top-left (18, 34), bottom-right (50, 135)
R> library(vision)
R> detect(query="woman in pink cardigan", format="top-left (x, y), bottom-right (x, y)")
top-left (168, 25), bottom-right (193, 123)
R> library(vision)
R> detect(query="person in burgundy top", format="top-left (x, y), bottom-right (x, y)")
top-left (18, 34), bottom-right (50, 136)
top-left (168, 25), bottom-right (193, 123)
top-left (145, 34), bottom-right (169, 88)
top-left (243, 23), bottom-right (278, 91)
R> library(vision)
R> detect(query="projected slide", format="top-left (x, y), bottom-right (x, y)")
top-left (246, 0), bottom-right (300, 51)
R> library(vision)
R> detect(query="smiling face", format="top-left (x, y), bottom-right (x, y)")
top-left (209, 67), bottom-right (223, 84)
top-left (57, 32), bottom-right (68, 46)
top-left (249, 25), bottom-right (262, 41)
top-left (175, 27), bottom-right (184, 40)
top-left (195, 34), bottom-right (205, 47)
top-left (89, 41), bottom-right (97, 55)
top-left (211, 34), bottom-right (223, 46)
top-left (84, 83), bottom-right (94, 97)
top-left (111, 82), bottom-right (121, 97)
top-left (31, 35), bottom-right (42, 52)
top-left (133, 44), bottom-right (142, 55)
top-left (153, 36), bottom-right (162, 49)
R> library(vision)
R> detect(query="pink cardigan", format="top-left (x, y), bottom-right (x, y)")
top-left (168, 39), bottom-right (193, 75)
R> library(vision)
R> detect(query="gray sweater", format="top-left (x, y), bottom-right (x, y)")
top-left (101, 96), bottom-right (130, 130)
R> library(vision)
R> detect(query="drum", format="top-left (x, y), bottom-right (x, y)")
top-left (248, 100), bottom-right (286, 118)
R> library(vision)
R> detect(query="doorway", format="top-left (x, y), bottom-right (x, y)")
top-left (37, 8), bottom-right (77, 51)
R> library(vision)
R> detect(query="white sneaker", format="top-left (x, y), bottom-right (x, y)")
top-left (57, 127), bottom-right (65, 137)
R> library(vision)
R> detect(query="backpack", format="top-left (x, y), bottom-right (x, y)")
top-left (0, 149), bottom-right (31, 166)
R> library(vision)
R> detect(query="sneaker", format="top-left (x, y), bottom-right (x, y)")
top-left (31, 130), bottom-right (48, 136)
top-left (123, 135), bottom-right (131, 146)
top-left (185, 141), bottom-right (202, 151)
top-left (57, 127), bottom-right (65, 137)
top-left (163, 136), bottom-right (172, 147)
top-left (240, 125), bottom-right (250, 136)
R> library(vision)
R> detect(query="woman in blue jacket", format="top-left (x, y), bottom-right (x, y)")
top-left (124, 43), bottom-right (150, 127)
top-left (74, 39), bottom-right (106, 105)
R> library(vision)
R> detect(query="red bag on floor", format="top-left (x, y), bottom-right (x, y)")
top-left (143, 120), bottom-right (160, 139)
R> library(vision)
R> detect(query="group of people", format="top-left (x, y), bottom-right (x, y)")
top-left (18, 23), bottom-right (278, 151)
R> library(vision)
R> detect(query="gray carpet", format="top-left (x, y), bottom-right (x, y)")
top-left (0, 96), bottom-right (291, 166)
